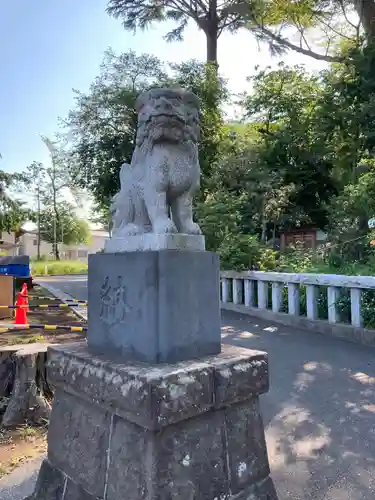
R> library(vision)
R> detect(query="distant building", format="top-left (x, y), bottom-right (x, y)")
top-left (280, 228), bottom-right (328, 251)
top-left (0, 227), bottom-right (109, 260)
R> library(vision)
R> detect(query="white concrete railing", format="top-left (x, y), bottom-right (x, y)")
top-left (220, 271), bottom-right (375, 330)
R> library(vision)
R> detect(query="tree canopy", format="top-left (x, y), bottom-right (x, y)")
top-left (37, 204), bottom-right (91, 248)
top-left (20, 137), bottom-right (89, 260)
top-left (63, 51), bottom-right (227, 210)
top-left (106, 0), bottom-right (368, 64)
top-left (0, 170), bottom-right (29, 236)
top-left (12, 0), bottom-right (367, 272)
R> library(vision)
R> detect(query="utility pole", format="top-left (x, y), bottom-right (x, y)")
top-left (36, 173), bottom-right (41, 261)
top-left (41, 135), bottom-right (61, 260)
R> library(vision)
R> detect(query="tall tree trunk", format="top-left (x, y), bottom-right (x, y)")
top-left (354, 0), bottom-right (375, 40)
top-left (52, 179), bottom-right (60, 260)
top-left (206, 32), bottom-right (218, 63)
top-left (206, 0), bottom-right (218, 62)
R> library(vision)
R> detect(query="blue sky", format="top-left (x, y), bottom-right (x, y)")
top-left (0, 0), bottom-right (326, 176)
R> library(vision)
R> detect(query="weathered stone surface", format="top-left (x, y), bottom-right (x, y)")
top-left (154, 409), bottom-right (229, 500)
top-left (47, 390), bottom-right (111, 498)
top-left (30, 343), bottom-right (277, 500)
top-left (88, 250), bottom-right (221, 363)
top-left (213, 349), bottom-right (269, 407)
top-left (64, 478), bottom-right (99, 500)
top-left (27, 459), bottom-right (100, 500)
top-left (105, 416), bottom-right (149, 500)
top-left (28, 459), bottom-right (65, 500)
top-left (104, 233), bottom-right (205, 252)
top-left (106, 88), bottom-right (202, 253)
top-left (225, 400), bottom-right (270, 494)
top-left (47, 343), bottom-right (269, 430)
top-left (107, 411), bottom-right (228, 500)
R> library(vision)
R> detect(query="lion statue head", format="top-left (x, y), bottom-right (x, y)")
top-left (135, 88), bottom-right (200, 147)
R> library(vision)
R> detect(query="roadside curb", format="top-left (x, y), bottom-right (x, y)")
top-left (34, 282), bottom-right (87, 322)
top-left (32, 273), bottom-right (87, 278)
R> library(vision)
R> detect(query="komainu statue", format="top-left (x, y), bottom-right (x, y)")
top-left (110, 88), bottom-right (202, 237)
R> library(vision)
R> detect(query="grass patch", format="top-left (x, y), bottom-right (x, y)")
top-left (31, 260), bottom-right (88, 276)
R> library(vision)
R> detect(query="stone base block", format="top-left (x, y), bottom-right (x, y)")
top-left (29, 460), bottom-right (277, 500)
top-left (104, 233), bottom-right (205, 252)
top-left (27, 459), bottom-right (96, 500)
top-left (28, 343), bottom-right (278, 500)
top-left (88, 250), bottom-right (221, 363)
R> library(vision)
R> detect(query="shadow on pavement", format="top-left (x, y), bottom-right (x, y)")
top-left (221, 310), bottom-right (375, 500)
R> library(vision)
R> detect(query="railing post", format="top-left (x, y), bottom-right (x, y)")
top-left (288, 283), bottom-right (300, 316)
top-left (306, 285), bottom-right (317, 320)
top-left (232, 278), bottom-right (242, 305)
top-left (327, 286), bottom-right (340, 324)
top-left (271, 282), bottom-right (283, 313)
top-left (350, 288), bottom-right (363, 327)
top-left (257, 281), bottom-right (268, 309)
top-left (244, 279), bottom-right (254, 307)
top-left (222, 278), bottom-right (229, 303)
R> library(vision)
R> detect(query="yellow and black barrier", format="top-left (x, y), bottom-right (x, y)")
top-left (30, 296), bottom-right (87, 304)
top-left (0, 323), bottom-right (87, 332)
top-left (0, 303), bottom-right (87, 310)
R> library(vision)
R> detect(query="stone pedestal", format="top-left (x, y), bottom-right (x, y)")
top-left (29, 343), bottom-right (277, 500)
top-left (88, 251), bottom-right (221, 363)
top-left (28, 86), bottom-right (278, 500)
top-left (104, 233), bottom-right (205, 253)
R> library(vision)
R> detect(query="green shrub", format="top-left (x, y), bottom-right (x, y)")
top-left (217, 234), bottom-right (278, 271)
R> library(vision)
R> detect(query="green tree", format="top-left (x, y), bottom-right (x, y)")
top-left (107, 0), bottom-right (245, 63)
top-left (21, 162), bottom-right (46, 260)
top-left (327, 168), bottom-right (375, 263)
top-left (203, 123), bottom-right (296, 243)
top-left (20, 137), bottom-right (81, 260)
top-left (63, 49), bottom-right (167, 213)
top-left (242, 63), bottom-right (338, 229)
top-left (0, 170), bottom-right (29, 236)
top-left (106, 0), bottom-right (366, 64)
top-left (38, 204), bottom-right (91, 250)
top-left (42, 136), bottom-right (74, 260)
top-left (317, 42), bottom-right (375, 186)
top-left (63, 51), bottom-right (228, 212)
top-left (90, 203), bottom-right (111, 234)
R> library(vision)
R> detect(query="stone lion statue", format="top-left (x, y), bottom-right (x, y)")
top-left (110, 88), bottom-right (202, 236)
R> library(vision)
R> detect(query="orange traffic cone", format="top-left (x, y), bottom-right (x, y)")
top-left (15, 283), bottom-right (29, 326)
top-left (21, 283), bottom-right (29, 308)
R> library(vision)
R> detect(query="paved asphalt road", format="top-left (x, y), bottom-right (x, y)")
top-left (10, 275), bottom-right (375, 500)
